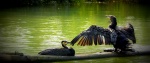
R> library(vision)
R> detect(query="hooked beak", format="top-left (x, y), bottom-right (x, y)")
top-left (105, 15), bottom-right (116, 18)
top-left (66, 42), bottom-right (73, 46)
top-left (105, 15), bottom-right (112, 22)
top-left (67, 42), bottom-right (71, 44)
top-left (105, 15), bottom-right (112, 18)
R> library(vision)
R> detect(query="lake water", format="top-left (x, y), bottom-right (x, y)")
top-left (0, 3), bottom-right (150, 63)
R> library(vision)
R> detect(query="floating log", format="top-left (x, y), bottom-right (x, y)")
top-left (0, 44), bottom-right (150, 63)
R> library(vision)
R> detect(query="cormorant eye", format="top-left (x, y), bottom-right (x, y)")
top-left (63, 41), bottom-right (68, 45)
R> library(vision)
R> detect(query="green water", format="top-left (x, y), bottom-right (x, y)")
top-left (0, 3), bottom-right (150, 63)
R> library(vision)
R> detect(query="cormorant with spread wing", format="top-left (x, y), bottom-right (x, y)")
top-left (70, 15), bottom-right (136, 52)
top-left (38, 40), bottom-right (75, 56)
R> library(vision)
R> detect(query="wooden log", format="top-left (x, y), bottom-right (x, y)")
top-left (0, 44), bottom-right (150, 62)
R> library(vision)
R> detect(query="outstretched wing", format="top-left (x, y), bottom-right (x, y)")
top-left (71, 25), bottom-right (112, 46)
top-left (117, 23), bottom-right (136, 43)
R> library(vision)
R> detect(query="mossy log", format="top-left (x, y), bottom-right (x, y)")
top-left (0, 45), bottom-right (150, 63)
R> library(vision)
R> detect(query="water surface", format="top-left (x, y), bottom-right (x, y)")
top-left (0, 3), bottom-right (150, 63)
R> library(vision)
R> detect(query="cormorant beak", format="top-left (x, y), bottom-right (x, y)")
top-left (62, 41), bottom-right (71, 45)
top-left (67, 42), bottom-right (71, 44)
top-left (105, 15), bottom-right (112, 18)
top-left (105, 15), bottom-right (115, 19)
top-left (61, 40), bottom-right (72, 45)
top-left (105, 15), bottom-right (112, 20)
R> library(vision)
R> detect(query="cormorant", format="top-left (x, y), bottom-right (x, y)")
top-left (70, 15), bottom-right (136, 52)
top-left (38, 40), bottom-right (75, 56)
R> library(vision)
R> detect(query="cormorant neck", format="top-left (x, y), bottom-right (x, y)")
top-left (62, 44), bottom-right (68, 49)
top-left (109, 17), bottom-right (117, 30)
top-left (110, 17), bottom-right (117, 26)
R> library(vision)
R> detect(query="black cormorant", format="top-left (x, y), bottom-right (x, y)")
top-left (70, 15), bottom-right (136, 52)
top-left (38, 40), bottom-right (75, 56)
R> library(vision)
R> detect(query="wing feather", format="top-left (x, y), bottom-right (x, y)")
top-left (97, 35), bottom-right (102, 45)
top-left (88, 35), bottom-right (93, 46)
top-left (71, 25), bottom-right (112, 46)
top-left (117, 23), bottom-right (136, 43)
top-left (82, 37), bottom-right (86, 46)
top-left (94, 35), bottom-right (98, 45)
top-left (84, 37), bottom-right (88, 46)
top-left (87, 36), bottom-right (90, 46)
top-left (80, 37), bottom-right (84, 46)
top-left (71, 35), bottom-right (82, 45)
top-left (100, 35), bottom-right (103, 45)
top-left (85, 36), bottom-right (89, 46)
top-left (102, 36), bottom-right (105, 45)
top-left (77, 36), bottom-right (84, 46)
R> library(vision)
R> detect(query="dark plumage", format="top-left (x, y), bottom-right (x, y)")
top-left (38, 40), bottom-right (75, 56)
top-left (70, 15), bottom-right (136, 52)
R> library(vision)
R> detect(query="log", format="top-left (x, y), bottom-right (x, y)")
top-left (0, 44), bottom-right (150, 63)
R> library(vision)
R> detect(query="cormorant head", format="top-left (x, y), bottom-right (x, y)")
top-left (106, 15), bottom-right (116, 22)
top-left (106, 15), bottom-right (117, 30)
top-left (61, 41), bottom-right (75, 56)
top-left (61, 40), bottom-right (68, 45)
top-left (61, 40), bottom-right (70, 48)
